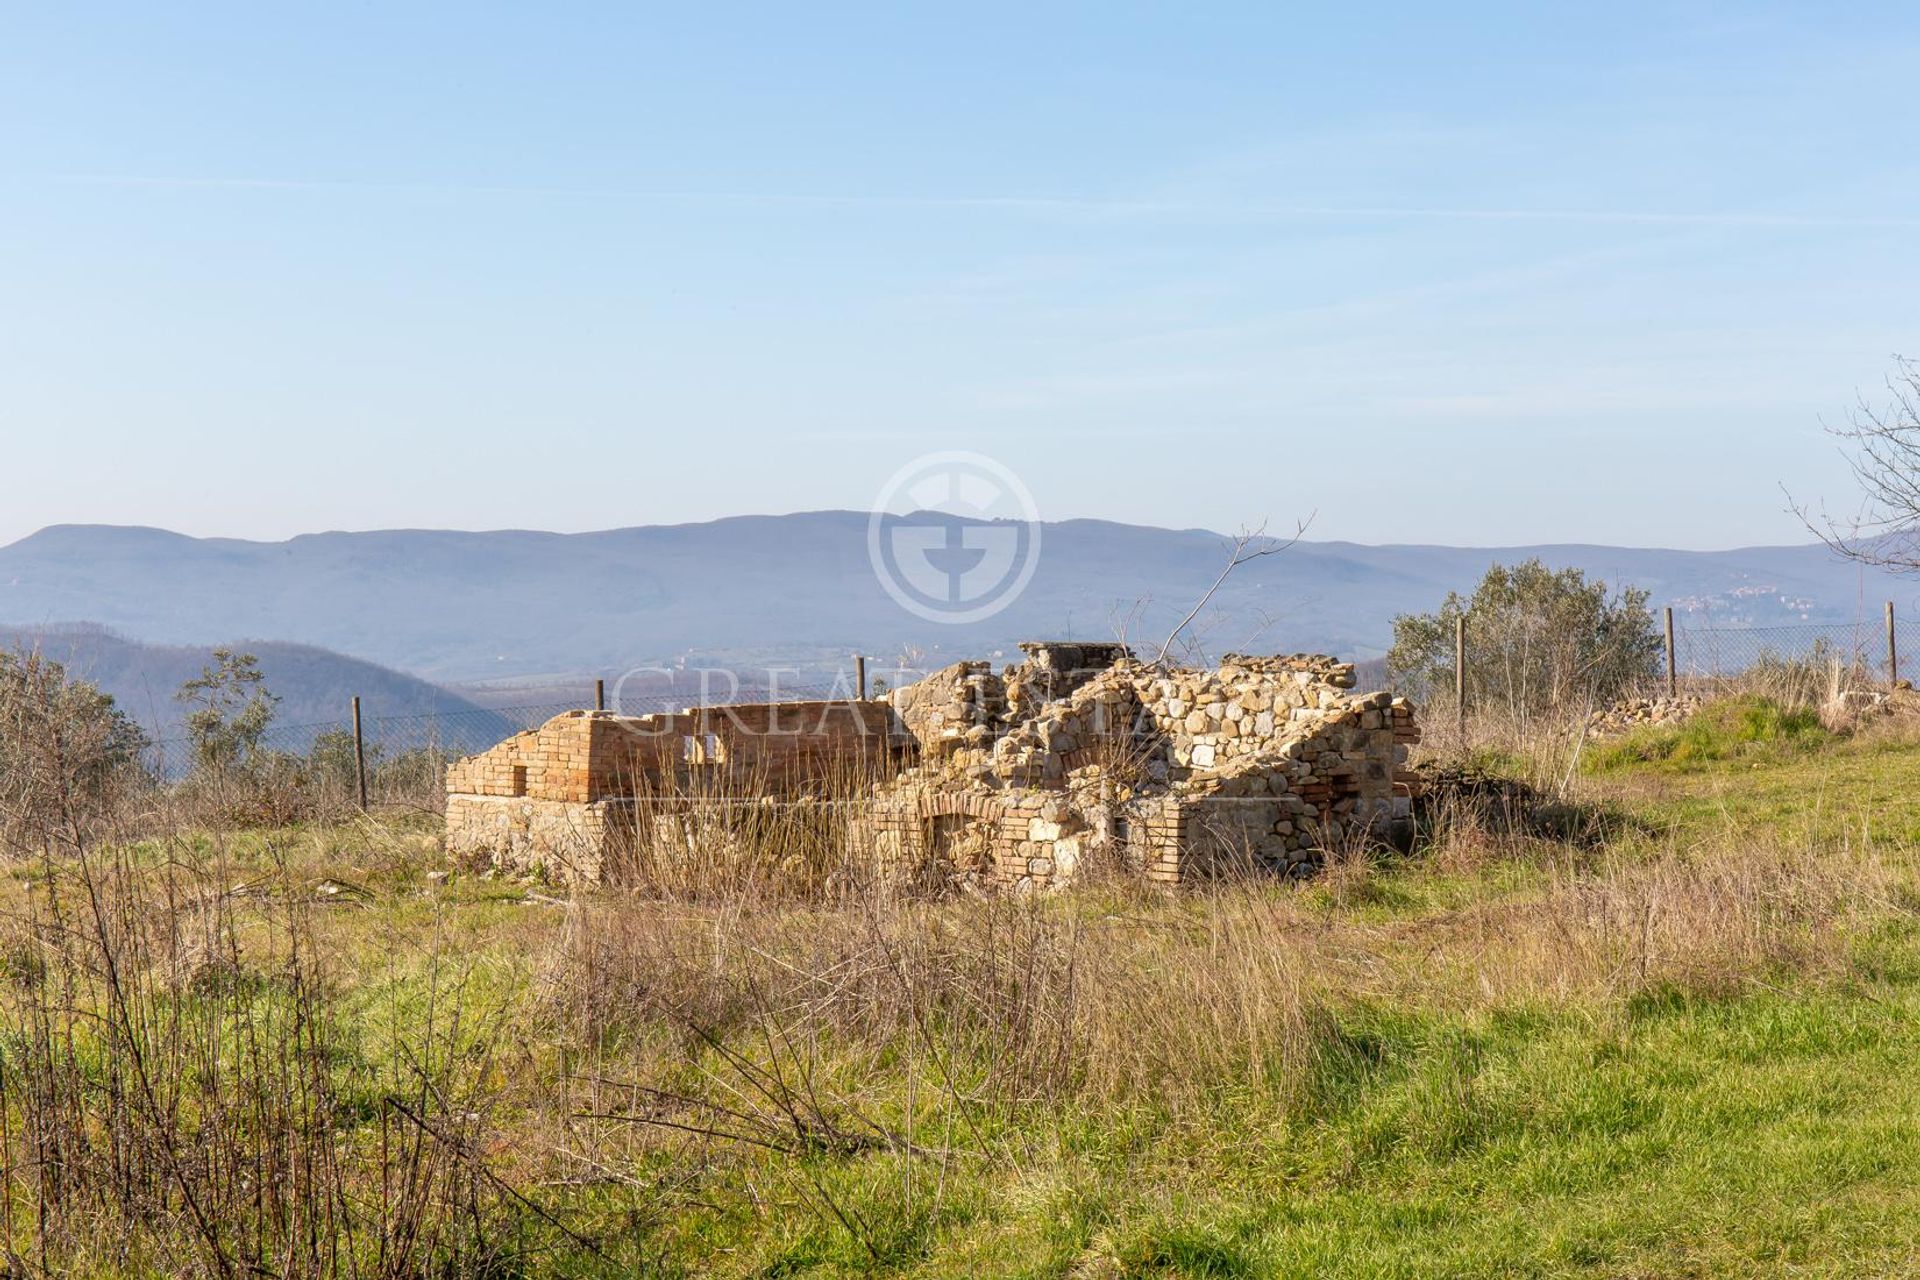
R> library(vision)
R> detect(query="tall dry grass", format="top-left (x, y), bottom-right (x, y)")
top-left (605, 749), bottom-right (909, 901)
top-left (160, 742), bottom-right (458, 832)
top-left (0, 662), bottom-right (596, 1275)
top-left (546, 821), bottom-right (1888, 1126)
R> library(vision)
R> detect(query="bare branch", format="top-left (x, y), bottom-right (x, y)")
top-left (1790, 356), bottom-right (1920, 572)
top-left (1153, 515), bottom-right (1314, 666)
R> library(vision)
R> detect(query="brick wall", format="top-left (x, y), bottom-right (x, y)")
top-left (446, 702), bottom-right (915, 877)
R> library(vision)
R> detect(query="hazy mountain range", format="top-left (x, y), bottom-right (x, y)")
top-left (4, 515), bottom-right (1913, 698)
top-left (0, 623), bottom-right (517, 750)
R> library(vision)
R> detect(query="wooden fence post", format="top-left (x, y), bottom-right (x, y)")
top-left (351, 696), bottom-right (368, 812)
top-left (855, 654), bottom-right (868, 701)
top-left (1889, 601), bottom-right (1900, 686)
top-left (1664, 606), bottom-right (1677, 699)
top-left (594, 678), bottom-right (606, 711)
top-left (1454, 614), bottom-right (1467, 739)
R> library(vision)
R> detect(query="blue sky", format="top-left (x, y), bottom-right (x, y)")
top-left (2, 2), bottom-right (1916, 549)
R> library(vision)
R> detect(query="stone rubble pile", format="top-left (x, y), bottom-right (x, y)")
top-left (1584, 695), bottom-right (1704, 738)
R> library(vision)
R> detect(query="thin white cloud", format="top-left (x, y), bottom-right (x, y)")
top-left (37, 171), bottom-right (1920, 230)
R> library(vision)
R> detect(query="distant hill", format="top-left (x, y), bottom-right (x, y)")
top-left (2, 515), bottom-right (1915, 683)
top-left (0, 624), bottom-right (519, 753)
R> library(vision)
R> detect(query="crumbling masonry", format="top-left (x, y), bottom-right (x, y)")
top-left (443, 700), bottom-right (910, 881)
top-left (444, 643), bottom-right (1420, 887)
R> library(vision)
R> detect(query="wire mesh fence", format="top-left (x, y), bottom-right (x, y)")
top-left (1669, 618), bottom-right (1912, 685)
top-left (1385, 606), bottom-right (1918, 754)
top-left (143, 701), bottom-right (586, 782)
top-left (140, 669), bottom-right (874, 792)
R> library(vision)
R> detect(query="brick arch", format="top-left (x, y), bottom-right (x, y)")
top-left (910, 792), bottom-right (1006, 876)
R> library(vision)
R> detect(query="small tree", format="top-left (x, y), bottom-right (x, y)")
top-left (0, 649), bottom-right (149, 849)
top-left (307, 726), bottom-right (387, 799)
top-left (176, 648), bottom-right (279, 778)
top-left (1388, 560), bottom-right (1662, 722)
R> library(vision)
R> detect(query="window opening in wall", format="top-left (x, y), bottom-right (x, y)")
top-left (925, 812), bottom-right (993, 876)
top-left (681, 733), bottom-right (727, 765)
top-left (510, 764), bottom-right (528, 797)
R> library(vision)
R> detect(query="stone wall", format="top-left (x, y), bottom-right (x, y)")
top-left (445, 647), bottom-right (1423, 892)
top-left (858, 651), bottom-right (1421, 890)
top-left (890, 661), bottom-right (1005, 758)
top-left (889, 641), bottom-right (1140, 765)
top-left (446, 702), bottom-right (913, 879)
top-left (444, 793), bottom-right (623, 881)
top-left (1002, 640), bottom-right (1132, 718)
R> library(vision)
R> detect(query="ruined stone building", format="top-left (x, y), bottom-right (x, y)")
top-left (444, 642), bottom-right (1420, 887)
top-left (443, 699), bottom-right (910, 881)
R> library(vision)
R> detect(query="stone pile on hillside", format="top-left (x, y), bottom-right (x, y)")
top-left (1585, 695), bottom-right (1703, 738)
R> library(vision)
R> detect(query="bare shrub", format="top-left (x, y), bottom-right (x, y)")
top-left (0, 833), bottom-right (608, 1273)
top-left (0, 675), bottom-right (599, 1273)
top-left (0, 648), bottom-right (150, 854)
top-left (1792, 353), bottom-right (1920, 570)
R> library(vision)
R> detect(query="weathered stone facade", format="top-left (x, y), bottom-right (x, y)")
top-left (859, 646), bottom-right (1420, 891)
top-left (445, 643), bottom-right (1421, 889)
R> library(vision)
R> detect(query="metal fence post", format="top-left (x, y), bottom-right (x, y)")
top-left (1664, 606), bottom-right (1677, 698)
top-left (1454, 614), bottom-right (1467, 739)
top-left (351, 696), bottom-right (369, 812)
top-left (1889, 601), bottom-right (1900, 686)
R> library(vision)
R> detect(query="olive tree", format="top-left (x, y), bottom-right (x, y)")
top-left (176, 648), bottom-right (279, 779)
top-left (1388, 560), bottom-right (1662, 722)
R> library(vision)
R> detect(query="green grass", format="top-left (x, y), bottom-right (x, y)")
top-left (1592, 707), bottom-right (1920, 848)
top-left (576, 722), bottom-right (1920, 1278)
top-left (1587, 695), bottom-right (1831, 772)
top-left (994, 992), bottom-right (1920, 1277)
top-left (11, 731), bottom-right (1920, 1276)
top-left (575, 981), bottom-right (1920, 1277)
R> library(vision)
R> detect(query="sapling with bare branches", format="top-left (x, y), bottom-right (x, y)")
top-left (1792, 355), bottom-right (1920, 571)
top-left (1152, 517), bottom-right (1313, 666)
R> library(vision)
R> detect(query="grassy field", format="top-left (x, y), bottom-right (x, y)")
top-left (5, 706), bottom-right (1920, 1276)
